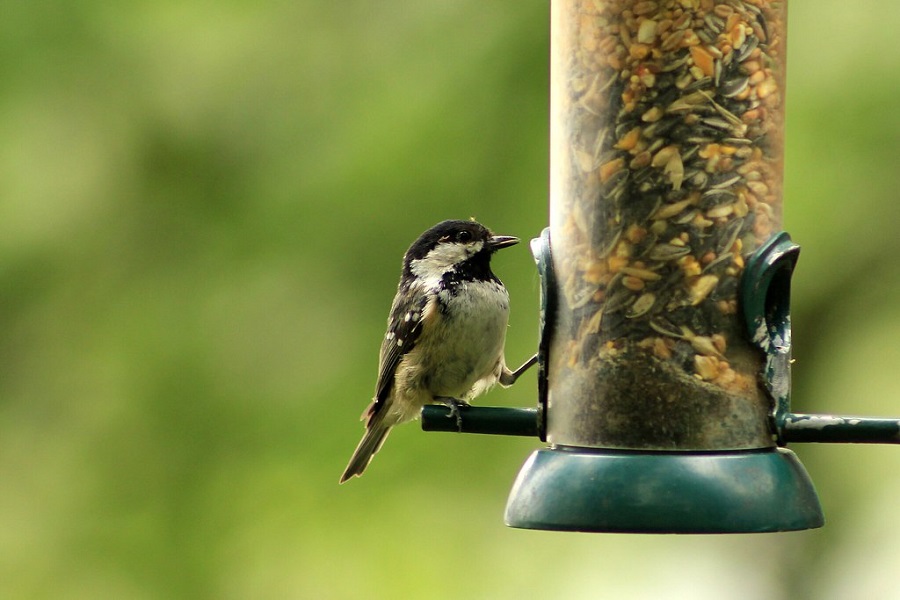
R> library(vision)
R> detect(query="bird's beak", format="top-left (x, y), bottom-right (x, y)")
top-left (488, 235), bottom-right (519, 251)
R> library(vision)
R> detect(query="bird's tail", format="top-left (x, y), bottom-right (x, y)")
top-left (340, 418), bottom-right (393, 483)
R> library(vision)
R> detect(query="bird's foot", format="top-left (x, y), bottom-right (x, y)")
top-left (435, 397), bottom-right (469, 432)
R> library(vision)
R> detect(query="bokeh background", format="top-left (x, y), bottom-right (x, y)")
top-left (2, 2), bottom-right (899, 598)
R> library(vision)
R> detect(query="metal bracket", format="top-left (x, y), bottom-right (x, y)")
top-left (530, 227), bottom-right (554, 442)
top-left (740, 231), bottom-right (800, 442)
top-left (741, 232), bottom-right (900, 445)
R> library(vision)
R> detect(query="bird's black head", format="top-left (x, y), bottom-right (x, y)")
top-left (401, 220), bottom-right (518, 283)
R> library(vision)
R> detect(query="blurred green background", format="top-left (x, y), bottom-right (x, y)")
top-left (1, 2), bottom-right (899, 598)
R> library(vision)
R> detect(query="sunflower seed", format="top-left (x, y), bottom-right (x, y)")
top-left (649, 243), bottom-right (691, 261)
top-left (627, 293), bottom-right (657, 318)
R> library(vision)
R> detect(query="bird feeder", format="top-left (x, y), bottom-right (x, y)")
top-left (421, 0), bottom-right (900, 533)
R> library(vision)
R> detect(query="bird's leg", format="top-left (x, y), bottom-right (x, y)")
top-left (499, 353), bottom-right (538, 387)
top-left (434, 396), bottom-right (469, 432)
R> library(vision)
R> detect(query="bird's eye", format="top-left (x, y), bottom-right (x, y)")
top-left (456, 230), bottom-right (472, 242)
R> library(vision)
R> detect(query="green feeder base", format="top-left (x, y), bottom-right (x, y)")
top-left (505, 447), bottom-right (824, 533)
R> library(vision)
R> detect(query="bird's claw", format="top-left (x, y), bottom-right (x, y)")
top-left (435, 397), bottom-right (469, 432)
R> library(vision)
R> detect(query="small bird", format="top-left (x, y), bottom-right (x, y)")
top-left (340, 219), bottom-right (535, 483)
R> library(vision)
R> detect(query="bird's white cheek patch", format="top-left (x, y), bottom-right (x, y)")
top-left (410, 241), bottom-right (484, 284)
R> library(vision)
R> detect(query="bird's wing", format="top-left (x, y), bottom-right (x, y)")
top-left (366, 284), bottom-right (435, 422)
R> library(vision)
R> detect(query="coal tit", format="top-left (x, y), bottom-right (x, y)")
top-left (340, 220), bottom-right (535, 483)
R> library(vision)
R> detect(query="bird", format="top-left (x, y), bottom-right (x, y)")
top-left (340, 219), bottom-right (535, 483)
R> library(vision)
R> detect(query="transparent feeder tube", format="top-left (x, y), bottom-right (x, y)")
top-left (548, 0), bottom-right (788, 449)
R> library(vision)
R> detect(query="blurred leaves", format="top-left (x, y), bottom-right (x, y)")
top-left (0, 1), bottom-right (898, 599)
